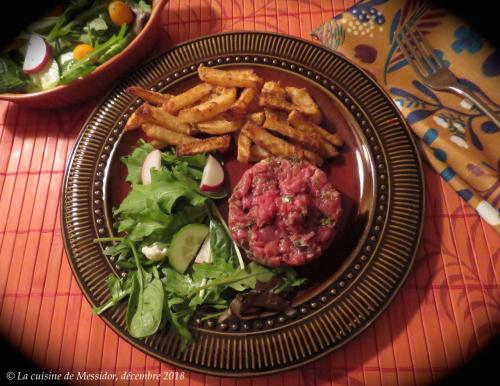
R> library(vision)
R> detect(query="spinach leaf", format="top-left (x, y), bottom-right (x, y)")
top-left (207, 201), bottom-right (244, 268)
top-left (208, 216), bottom-right (238, 266)
top-left (124, 242), bottom-right (164, 338)
top-left (127, 272), bottom-right (164, 338)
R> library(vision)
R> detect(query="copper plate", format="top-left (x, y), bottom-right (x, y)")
top-left (61, 32), bottom-right (424, 377)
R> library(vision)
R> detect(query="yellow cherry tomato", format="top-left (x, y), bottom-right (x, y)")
top-left (73, 44), bottom-right (94, 61)
top-left (108, 1), bottom-right (134, 26)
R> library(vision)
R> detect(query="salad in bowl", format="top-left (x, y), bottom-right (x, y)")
top-left (0, 0), bottom-right (166, 107)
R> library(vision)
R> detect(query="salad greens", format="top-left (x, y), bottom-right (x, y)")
top-left (0, 0), bottom-right (151, 93)
top-left (94, 141), bottom-right (306, 346)
top-left (0, 55), bottom-right (35, 93)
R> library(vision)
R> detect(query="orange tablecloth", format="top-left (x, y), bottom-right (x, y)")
top-left (1, 1), bottom-right (499, 385)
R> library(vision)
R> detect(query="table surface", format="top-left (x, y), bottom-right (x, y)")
top-left (1, 1), bottom-right (499, 385)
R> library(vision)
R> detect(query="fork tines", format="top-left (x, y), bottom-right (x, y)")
top-left (396, 24), bottom-right (444, 77)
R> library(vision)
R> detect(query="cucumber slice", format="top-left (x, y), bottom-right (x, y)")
top-left (168, 223), bottom-right (209, 273)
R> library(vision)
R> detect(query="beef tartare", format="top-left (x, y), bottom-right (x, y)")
top-left (228, 158), bottom-right (342, 266)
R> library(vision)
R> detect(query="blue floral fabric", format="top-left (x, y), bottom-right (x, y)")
top-left (312, 0), bottom-right (500, 232)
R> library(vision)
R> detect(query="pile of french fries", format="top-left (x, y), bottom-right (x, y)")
top-left (125, 65), bottom-right (343, 164)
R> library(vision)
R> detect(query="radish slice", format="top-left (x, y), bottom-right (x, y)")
top-left (200, 155), bottom-right (224, 192)
top-left (141, 149), bottom-right (162, 184)
top-left (194, 237), bottom-right (212, 264)
top-left (23, 34), bottom-right (51, 74)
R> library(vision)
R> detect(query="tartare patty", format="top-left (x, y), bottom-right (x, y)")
top-left (228, 158), bottom-right (341, 266)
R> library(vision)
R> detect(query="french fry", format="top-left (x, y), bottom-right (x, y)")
top-left (142, 123), bottom-right (199, 146)
top-left (261, 81), bottom-right (287, 99)
top-left (150, 139), bottom-right (169, 149)
top-left (289, 140), bottom-right (324, 166)
top-left (136, 103), bottom-right (198, 135)
top-left (178, 87), bottom-right (237, 123)
top-left (316, 137), bottom-right (338, 158)
top-left (263, 110), bottom-right (322, 152)
top-left (197, 117), bottom-right (242, 135)
top-left (124, 109), bottom-right (144, 131)
top-left (237, 133), bottom-right (252, 163)
top-left (285, 111), bottom-right (337, 157)
top-left (241, 120), bottom-right (309, 162)
top-left (126, 86), bottom-right (173, 106)
top-left (225, 88), bottom-right (256, 118)
top-left (165, 83), bottom-right (213, 113)
top-left (285, 87), bottom-right (322, 123)
top-left (198, 64), bottom-right (263, 89)
top-left (249, 111), bottom-right (265, 125)
top-left (258, 81), bottom-right (295, 112)
top-left (249, 144), bottom-right (271, 162)
top-left (288, 110), bottom-right (343, 147)
top-left (176, 135), bottom-right (231, 156)
top-left (258, 93), bottom-right (295, 112)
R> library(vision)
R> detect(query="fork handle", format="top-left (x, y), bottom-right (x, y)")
top-left (449, 84), bottom-right (500, 127)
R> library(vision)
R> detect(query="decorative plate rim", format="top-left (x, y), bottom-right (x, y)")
top-left (61, 31), bottom-right (425, 377)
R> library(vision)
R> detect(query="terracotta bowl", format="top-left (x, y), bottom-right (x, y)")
top-left (0, 0), bottom-right (168, 108)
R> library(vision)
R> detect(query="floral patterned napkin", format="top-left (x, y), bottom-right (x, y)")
top-left (312, 0), bottom-right (500, 232)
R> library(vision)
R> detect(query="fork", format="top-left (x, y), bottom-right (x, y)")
top-left (396, 24), bottom-right (500, 127)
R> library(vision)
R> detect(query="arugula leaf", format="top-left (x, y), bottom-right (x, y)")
top-left (93, 272), bottom-right (135, 314)
top-left (161, 267), bottom-right (195, 297)
top-left (121, 140), bottom-right (155, 183)
top-left (97, 33), bottom-right (131, 63)
top-left (87, 16), bottom-right (108, 33)
top-left (271, 267), bottom-right (307, 294)
top-left (27, 17), bottom-right (59, 35)
top-left (112, 198), bottom-right (207, 247)
top-left (161, 150), bottom-right (207, 182)
top-left (59, 24), bottom-right (129, 85)
top-left (160, 268), bottom-right (198, 346)
top-left (161, 149), bottom-right (207, 170)
top-left (128, 220), bottom-right (165, 241)
top-left (138, 0), bottom-right (152, 13)
top-left (192, 261), bottom-right (233, 282)
top-left (103, 239), bottom-right (131, 261)
top-left (46, 0), bottom-right (107, 42)
top-left (238, 262), bottom-right (275, 289)
top-left (191, 265), bottom-right (274, 295)
top-left (0, 54), bottom-right (35, 93)
top-left (164, 299), bottom-right (195, 344)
